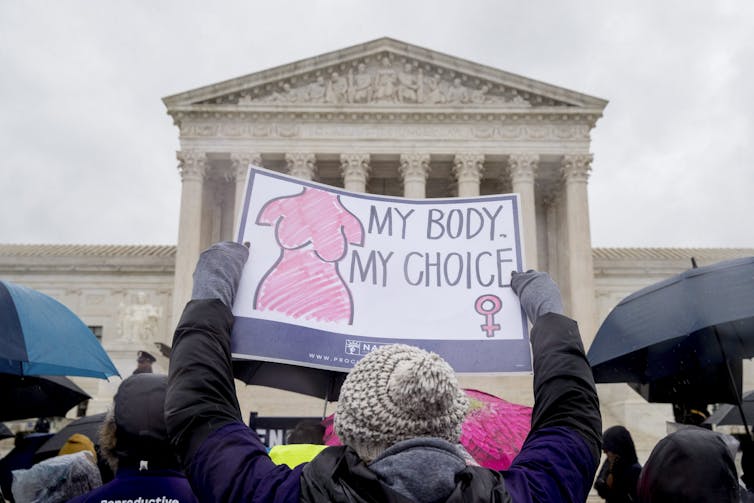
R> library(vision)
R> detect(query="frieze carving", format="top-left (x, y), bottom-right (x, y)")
top-left (199, 54), bottom-right (575, 108)
top-left (180, 121), bottom-right (591, 142)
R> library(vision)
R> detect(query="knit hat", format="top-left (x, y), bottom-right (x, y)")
top-left (58, 433), bottom-right (97, 462)
top-left (335, 344), bottom-right (468, 462)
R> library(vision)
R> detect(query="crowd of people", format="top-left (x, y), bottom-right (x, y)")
top-left (0, 241), bottom-right (751, 502)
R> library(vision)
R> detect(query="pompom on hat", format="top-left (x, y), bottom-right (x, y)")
top-left (335, 344), bottom-right (469, 462)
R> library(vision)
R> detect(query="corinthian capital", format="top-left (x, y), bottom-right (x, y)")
top-left (508, 154), bottom-right (539, 183)
top-left (399, 153), bottom-right (431, 181)
top-left (176, 150), bottom-right (206, 181)
top-left (285, 152), bottom-right (317, 180)
top-left (340, 153), bottom-right (371, 182)
top-left (230, 152), bottom-right (263, 179)
top-left (561, 153), bottom-right (593, 182)
top-left (452, 153), bottom-right (485, 183)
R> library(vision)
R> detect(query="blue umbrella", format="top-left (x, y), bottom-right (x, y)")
top-left (0, 281), bottom-right (119, 378)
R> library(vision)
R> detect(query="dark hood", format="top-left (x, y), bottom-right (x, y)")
top-left (603, 425), bottom-right (638, 464)
top-left (637, 428), bottom-right (739, 502)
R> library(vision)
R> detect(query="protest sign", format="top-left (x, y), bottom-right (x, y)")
top-left (248, 414), bottom-right (321, 447)
top-left (231, 166), bottom-right (531, 374)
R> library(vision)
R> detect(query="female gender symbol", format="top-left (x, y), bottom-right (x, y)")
top-left (475, 294), bottom-right (503, 338)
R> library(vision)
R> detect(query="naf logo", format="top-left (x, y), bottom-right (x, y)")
top-left (344, 340), bottom-right (386, 356)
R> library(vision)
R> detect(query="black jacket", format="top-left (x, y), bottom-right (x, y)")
top-left (166, 300), bottom-right (601, 502)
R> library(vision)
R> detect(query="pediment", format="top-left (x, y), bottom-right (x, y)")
top-left (164, 38), bottom-right (607, 112)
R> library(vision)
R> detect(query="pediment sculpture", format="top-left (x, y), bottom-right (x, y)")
top-left (215, 55), bottom-right (548, 107)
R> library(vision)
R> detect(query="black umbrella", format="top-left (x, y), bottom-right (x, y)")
top-left (34, 412), bottom-right (106, 461)
top-left (703, 391), bottom-right (754, 427)
top-left (0, 374), bottom-right (91, 421)
top-left (233, 360), bottom-right (347, 402)
top-left (587, 256), bottom-right (754, 433)
top-left (0, 423), bottom-right (12, 440)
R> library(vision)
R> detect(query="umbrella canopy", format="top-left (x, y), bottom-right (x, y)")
top-left (233, 360), bottom-right (347, 401)
top-left (0, 374), bottom-right (91, 422)
top-left (588, 256), bottom-right (754, 402)
top-left (459, 389), bottom-right (532, 470)
top-left (703, 391), bottom-right (754, 427)
top-left (0, 281), bottom-right (119, 378)
top-left (322, 389), bottom-right (531, 470)
top-left (34, 413), bottom-right (106, 461)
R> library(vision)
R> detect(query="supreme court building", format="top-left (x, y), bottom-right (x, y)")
top-left (1, 39), bottom-right (752, 459)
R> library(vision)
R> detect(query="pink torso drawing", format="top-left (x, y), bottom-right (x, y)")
top-left (254, 187), bottom-right (364, 324)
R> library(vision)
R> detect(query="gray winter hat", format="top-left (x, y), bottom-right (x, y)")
top-left (335, 344), bottom-right (469, 462)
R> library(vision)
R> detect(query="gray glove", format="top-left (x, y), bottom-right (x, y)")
top-left (191, 241), bottom-right (249, 308)
top-left (510, 270), bottom-right (564, 324)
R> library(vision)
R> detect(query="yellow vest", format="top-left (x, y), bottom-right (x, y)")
top-left (269, 443), bottom-right (327, 468)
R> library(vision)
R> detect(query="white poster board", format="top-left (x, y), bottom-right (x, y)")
top-left (231, 166), bottom-right (531, 374)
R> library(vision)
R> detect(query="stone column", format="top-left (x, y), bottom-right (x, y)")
top-left (172, 150), bottom-right (206, 327)
top-left (562, 153), bottom-right (597, 345)
top-left (285, 152), bottom-right (317, 180)
top-left (453, 153), bottom-right (485, 197)
top-left (230, 152), bottom-right (262, 232)
top-left (399, 153), bottom-right (430, 198)
top-left (340, 153), bottom-right (371, 192)
top-left (509, 154), bottom-right (539, 269)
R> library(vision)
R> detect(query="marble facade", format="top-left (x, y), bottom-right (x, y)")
top-left (163, 38), bottom-right (607, 344)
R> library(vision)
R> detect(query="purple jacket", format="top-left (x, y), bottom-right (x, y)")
top-left (166, 300), bottom-right (601, 502)
top-left (68, 468), bottom-right (199, 503)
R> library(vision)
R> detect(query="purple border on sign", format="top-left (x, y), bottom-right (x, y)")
top-left (233, 167), bottom-right (531, 373)
top-left (231, 317), bottom-right (531, 373)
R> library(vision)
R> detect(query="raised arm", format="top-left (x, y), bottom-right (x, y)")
top-left (504, 270), bottom-right (602, 502)
top-left (165, 242), bottom-right (302, 502)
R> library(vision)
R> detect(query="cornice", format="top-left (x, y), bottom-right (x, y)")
top-left (168, 106), bottom-right (604, 124)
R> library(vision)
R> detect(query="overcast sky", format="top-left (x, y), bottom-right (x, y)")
top-left (1, 1), bottom-right (752, 248)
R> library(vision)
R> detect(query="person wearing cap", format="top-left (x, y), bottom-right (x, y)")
top-left (166, 242), bottom-right (601, 502)
top-left (58, 433), bottom-right (97, 462)
top-left (133, 350), bottom-right (157, 374)
top-left (69, 374), bottom-right (198, 503)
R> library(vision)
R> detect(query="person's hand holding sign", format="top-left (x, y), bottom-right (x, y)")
top-left (191, 241), bottom-right (249, 308)
top-left (510, 270), bottom-right (564, 324)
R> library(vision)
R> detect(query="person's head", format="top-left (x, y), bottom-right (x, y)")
top-left (637, 428), bottom-right (739, 502)
top-left (33, 417), bottom-right (50, 433)
top-left (133, 350), bottom-right (156, 374)
top-left (602, 425), bottom-right (638, 465)
top-left (11, 452), bottom-right (101, 503)
top-left (287, 419), bottom-right (325, 445)
top-left (334, 344), bottom-right (468, 462)
top-left (58, 433), bottom-right (97, 462)
top-left (100, 373), bottom-right (176, 472)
